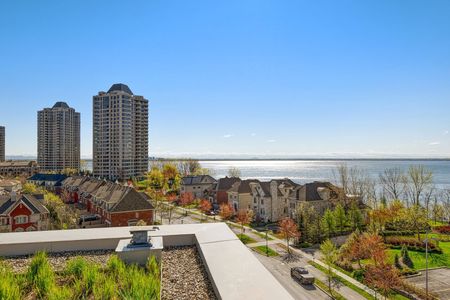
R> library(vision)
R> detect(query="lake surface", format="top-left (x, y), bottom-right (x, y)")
top-left (84, 159), bottom-right (450, 189)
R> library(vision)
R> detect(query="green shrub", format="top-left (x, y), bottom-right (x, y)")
top-left (351, 269), bottom-right (365, 282)
top-left (394, 254), bottom-right (402, 269)
top-left (401, 245), bottom-right (414, 269)
top-left (298, 242), bottom-right (312, 248)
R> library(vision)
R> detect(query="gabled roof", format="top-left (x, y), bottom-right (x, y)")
top-left (301, 181), bottom-right (341, 201)
top-left (229, 179), bottom-right (260, 194)
top-left (110, 189), bottom-right (154, 212)
top-left (182, 175), bottom-right (216, 185)
top-left (0, 194), bottom-right (48, 215)
top-left (217, 177), bottom-right (241, 191)
top-left (107, 83), bottom-right (133, 95)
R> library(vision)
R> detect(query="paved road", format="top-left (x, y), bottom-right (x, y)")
top-left (254, 251), bottom-right (328, 300)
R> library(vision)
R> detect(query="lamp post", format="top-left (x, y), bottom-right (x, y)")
top-left (424, 233), bottom-right (438, 298)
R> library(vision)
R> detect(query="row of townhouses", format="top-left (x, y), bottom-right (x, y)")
top-left (181, 176), bottom-right (351, 223)
top-left (62, 177), bottom-right (155, 227)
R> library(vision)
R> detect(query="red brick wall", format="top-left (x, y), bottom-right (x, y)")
top-left (216, 190), bottom-right (229, 205)
top-left (10, 202), bottom-right (35, 231)
top-left (109, 210), bottom-right (154, 227)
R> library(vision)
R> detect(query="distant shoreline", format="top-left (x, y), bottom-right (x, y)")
top-left (5, 157), bottom-right (450, 162)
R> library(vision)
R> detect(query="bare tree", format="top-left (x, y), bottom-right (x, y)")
top-left (333, 164), bottom-right (375, 208)
top-left (405, 165), bottom-right (433, 207)
top-left (228, 167), bottom-right (241, 178)
top-left (379, 168), bottom-right (405, 200)
top-left (443, 189), bottom-right (450, 222)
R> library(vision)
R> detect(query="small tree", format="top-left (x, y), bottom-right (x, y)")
top-left (219, 203), bottom-right (234, 220)
top-left (322, 208), bottom-right (336, 238)
top-left (320, 239), bottom-right (337, 296)
top-left (333, 203), bottom-right (347, 235)
top-left (22, 183), bottom-right (39, 194)
top-left (279, 217), bottom-right (300, 255)
top-left (236, 209), bottom-right (253, 235)
top-left (179, 192), bottom-right (194, 207)
top-left (365, 262), bottom-right (400, 299)
top-left (198, 199), bottom-right (212, 220)
top-left (401, 245), bottom-right (414, 269)
top-left (348, 202), bottom-right (363, 231)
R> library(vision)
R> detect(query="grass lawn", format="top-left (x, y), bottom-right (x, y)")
top-left (314, 277), bottom-right (346, 300)
top-left (386, 242), bottom-right (450, 270)
top-left (310, 261), bottom-right (409, 300)
top-left (310, 261), bottom-right (375, 300)
top-left (237, 233), bottom-right (257, 245)
top-left (253, 245), bottom-right (279, 257)
top-left (254, 231), bottom-right (274, 241)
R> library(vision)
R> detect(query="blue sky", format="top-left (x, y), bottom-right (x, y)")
top-left (1, 0), bottom-right (449, 158)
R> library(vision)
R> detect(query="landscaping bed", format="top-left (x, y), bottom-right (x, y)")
top-left (252, 245), bottom-right (279, 257)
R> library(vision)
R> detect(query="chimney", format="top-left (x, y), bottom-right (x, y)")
top-left (10, 191), bottom-right (17, 202)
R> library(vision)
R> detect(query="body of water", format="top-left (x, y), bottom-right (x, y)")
top-left (83, 159), bottom-right (450, 189)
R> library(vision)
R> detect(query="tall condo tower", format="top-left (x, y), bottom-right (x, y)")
top-left (0, 126), bottom-right (5, 162)
top-left (93, 84), bottom-right (149, 180)
top-left (37, 102), bottom-right (80, 171)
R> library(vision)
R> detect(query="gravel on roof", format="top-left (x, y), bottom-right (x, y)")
top-left (162, 245), bottom-right (217, 300)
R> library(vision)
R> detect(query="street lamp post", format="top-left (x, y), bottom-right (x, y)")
top-left (424, 233), bottom-right (438, 298)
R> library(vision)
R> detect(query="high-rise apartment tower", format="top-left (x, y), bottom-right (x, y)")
top-left (37, 102), bottom-right (80, 171)
top-left (93, 84), bottom-right (149, 180)
top-left (0, 126), bottom-right (5, 162)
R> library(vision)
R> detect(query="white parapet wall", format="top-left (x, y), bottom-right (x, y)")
top-left (0, 223), bottom-right (293, 300)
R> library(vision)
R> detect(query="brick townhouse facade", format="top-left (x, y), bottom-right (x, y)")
top-left (0, 193), bottom-right (49, 232)
top-left (62, 177), bottom-right (154, 227)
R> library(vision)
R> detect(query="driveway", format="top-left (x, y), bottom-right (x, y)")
top-left (405, 268), bottom-right (450, 300)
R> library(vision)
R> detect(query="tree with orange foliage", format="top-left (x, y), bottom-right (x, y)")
top-left (179, 192), bottom-right (194, 207)
top-left (236, 209), bottom-right (254, 235)
top-left (219, 203), bottom-right (234, 220)
top-left (279, 217), bottom-right (300, 254)
top-left (199, 199), bottom-right (212, 220)
top-left (364, 243), bottom-right (400, 300)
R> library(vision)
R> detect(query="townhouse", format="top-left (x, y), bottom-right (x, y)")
top-left (180, 175), bottom-right (217, 199)
top-left (0, 192), bottom-right (49, 232)
top-left (227, 178), bottom-right (348, 223)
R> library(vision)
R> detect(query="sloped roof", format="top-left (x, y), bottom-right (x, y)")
top-left (0, 194), bottom-right (48, 215)
top-left (107, 83), bottom-right (133, 95)
top-left (110, 189), bottom-right (154, 212)
top-left (52, 102), bottom-right (70, 109)
top-left (302, 181), bottom-right (341, 201)
top-left (217, 177), bottom-right (241, 191)
top-left (182, 175), bottom-right (216, 185)
top-left (229, 179), bottom-right (260, 194)
top-left (28, 174), bottom-right (67, 183)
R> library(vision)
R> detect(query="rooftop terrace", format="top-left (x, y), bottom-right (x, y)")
top-left (0, 223), bottom-right (294, 300)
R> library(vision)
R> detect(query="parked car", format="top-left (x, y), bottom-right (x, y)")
top-left (291, 267), bottom-right (315, 285)
top-left (78, 214), bottom-right (100, 226)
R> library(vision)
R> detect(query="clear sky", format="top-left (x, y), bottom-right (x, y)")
top-left (1, 0), bottom-right (449, 158)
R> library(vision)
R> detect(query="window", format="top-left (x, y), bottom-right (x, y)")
top-left (14, 215), bottom-right (28, 224)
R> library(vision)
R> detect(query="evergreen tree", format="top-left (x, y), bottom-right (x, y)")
top-left (333, 204), bottom-right (347, 234)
